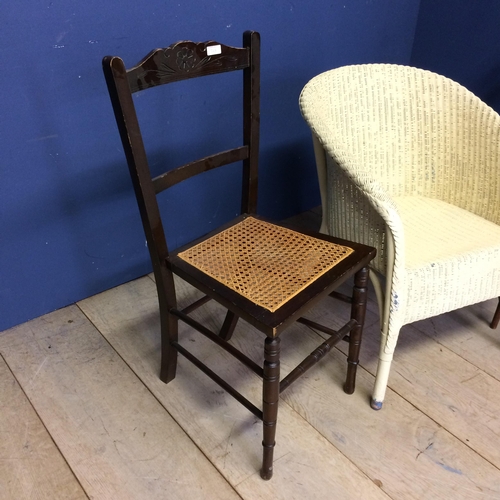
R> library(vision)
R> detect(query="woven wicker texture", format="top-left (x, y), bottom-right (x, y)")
top-left (397, 196), bottom-right (500, 323)
top-left (177, 217), bottom-right (353, 312)
top-left (300, 63), bottom-right (500, 404)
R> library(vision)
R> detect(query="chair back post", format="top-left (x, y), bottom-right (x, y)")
top-left (102, 55), bottom-right (176, 310)
top-left (241, 30), bottom-right (260, 214)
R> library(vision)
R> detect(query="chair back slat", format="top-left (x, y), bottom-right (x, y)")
top-left (153, 146), bottom-right (249, 193)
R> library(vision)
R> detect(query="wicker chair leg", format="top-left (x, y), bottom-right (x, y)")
top-left (261, 336), bottom-right (280, 480)
top-left (371, 348), bottom-right (394, 410)
top-left (491, 297), bottom-right (500, 329)
top-left (371, 357), bottom-right (391, 410)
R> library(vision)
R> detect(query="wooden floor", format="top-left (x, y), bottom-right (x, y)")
top-left (2, 209), bottom-right (500, 499)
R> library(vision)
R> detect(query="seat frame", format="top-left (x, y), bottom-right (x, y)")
top-left (103, 31), bottom-right (375, 479)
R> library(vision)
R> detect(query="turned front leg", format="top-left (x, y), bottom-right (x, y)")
top-left (261, 336), bottom-right (280, 480)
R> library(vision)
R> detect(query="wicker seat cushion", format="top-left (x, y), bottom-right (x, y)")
top-left (178, 216), bottom-right (353, 312)
top-left (395, 196), bottom-right (500, 323)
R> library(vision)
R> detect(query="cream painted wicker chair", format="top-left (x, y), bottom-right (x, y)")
top-left (299, 64), bottom-right (500, 410)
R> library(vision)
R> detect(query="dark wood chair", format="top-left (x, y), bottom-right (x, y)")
top-left (102, 31), bottom-right (376, 480)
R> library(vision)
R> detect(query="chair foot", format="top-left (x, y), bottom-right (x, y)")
top-left (160, 313), bottom-right (179, 384)
top-left (343, 381), bottom-right (355, 395)
top-left (260, 469), bottom-right (273, 480)
top-left (160, 343), bottom-right (178, 384)
top-left (160, 364), bottom-right (177, 384)
top-left (260, 449), bottom-right (274, 480)
top-left (372, 348), bottom-right (394, 412)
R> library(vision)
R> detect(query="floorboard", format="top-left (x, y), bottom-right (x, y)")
top-left (412, 302), bottom-right (500, 382)
top-left (0, 355), bottom-right (87, 500)
top-left (79, 276), bottom-right (389, 499)
top-left (0, 307), bottom-right (240, 500)
top-left (337, 319), bottom-right (500, 471)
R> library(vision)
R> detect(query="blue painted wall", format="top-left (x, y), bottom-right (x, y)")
top-left (0, 0), bottom-right (419, 330)
top-left (411, 0), bottom-right (500, 113)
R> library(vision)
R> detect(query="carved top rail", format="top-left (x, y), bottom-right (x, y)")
top-left (126, 40), bottom-right (250, 92)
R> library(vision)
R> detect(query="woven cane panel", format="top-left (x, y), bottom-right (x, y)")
top-left (177, 217), bottom-right (353, 312)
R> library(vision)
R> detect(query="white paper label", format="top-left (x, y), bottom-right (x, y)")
top-left (206, 44), bottom-right (222, 56)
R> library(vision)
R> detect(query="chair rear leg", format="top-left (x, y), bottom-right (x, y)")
top-left (261, 336), bottom-right (280, 480)
top-left (160, 311), bottom-right (179, 384)
top-left (344, 266), bottom-right (369, 394)
top-left (490, 297), bottom-right (500, 329)
top-left (219, 310), bottom-right (239, 341)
